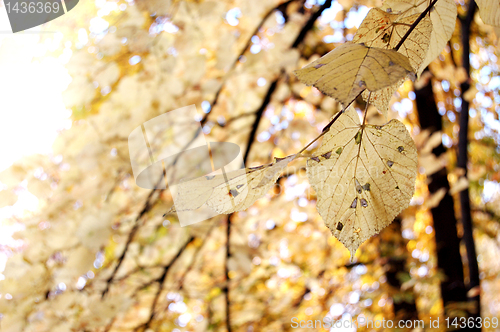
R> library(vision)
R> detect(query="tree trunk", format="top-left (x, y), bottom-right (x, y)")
top-left (383, 218), bottom-right (418, 321)
top-left (457, 0), bottom-right (481, 323)
top-left (414, 74), bottom-right (468, 322)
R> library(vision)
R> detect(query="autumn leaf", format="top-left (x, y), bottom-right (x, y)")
top-left (306, 107), bottom-right (417, 260)
top-left (381, 0), bottom-right (457, 76)
top-left (353, 8), bottom-right (431, 118)
top-left (353, 8), bottom-right (431, 71)
top-left (294, 43), bottom-right (414, 107)
top-left (475, 0), bottom-right (500, 27)
top-left (171, 155), bottom-right (297, 214)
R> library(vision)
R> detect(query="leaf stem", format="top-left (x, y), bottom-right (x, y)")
top-left (297, 92), bottom-right (360, 155)
top-left (394, 0), bottom-right (439, 51)
top-left (362, 92), bottom-right (371, 126)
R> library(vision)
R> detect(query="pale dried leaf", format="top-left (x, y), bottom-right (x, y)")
top-left (476, 0), bottom-right (500, 27)
top-left (307, 107), bottom-right (417, 259)
top-left (381, 0), bottom-right (457, 76)
top-left (361, 81), bottom-right (402, 120)
top-left (463, 86), bottom-right (478, 102)
top-left (353, 8), bottom-right (432, 71)
top-left (425, 187), bottom-right (446, 208)
top-left (353, 8), bottom-right (431, 117)
top-left (421, 131), bottom-right (442, 154)
top-left (294, 43), bottom-right (413, 107)
top-left (494, 26), bottom-right (500, 38)
top-left (467, 286), bottom-right (482, 298)
top-left (173, 155), bottom-right (297, 214)
top-left (419, 153), bottom-right (446, 175)
top-left (0, 189), bottom-right (17, 208)
top-left (449, 176), bottom-right (469, 195)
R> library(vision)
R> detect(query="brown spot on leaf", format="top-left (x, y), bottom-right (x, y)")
top-left (350, 197), bottom-right (358, 208)
top-left (398, 146), bottom-right (404, 153)
top-left (360, 198), bottom-right (368, 207)
top-left (229, 189), bottom-right (239, 197)
top-left (336, 222), bottom-right (344, 231)
top-left (322, 151), bottom-right (332, 159)
top-left (311, 156), bottom-right (320, 162)
top-left (355, 179), bottom-right (362, 194)
top-left (387, 160), bottom-right (394, 167)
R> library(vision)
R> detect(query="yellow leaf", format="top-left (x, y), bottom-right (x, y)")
top-left (353, 8), bottom-right (432, 71)
top-left (463, 86), bottom-right (478, 102)
top-left (294, 43), bottom-right (413, 108)
top-left (381, 0), bottom-right (457, 76)
top-left (306, 107), bottom-right (417, 260)
top-left (353, 8), bottom-right (432, 118)
top-left (449, 176), bottom-right (469, 195)
top-left (476, 0), bottom-right (500, 27)
top-left (0, 189), bottom-right (17, 208)
top-left (425, 187), bottom-right (446, 208)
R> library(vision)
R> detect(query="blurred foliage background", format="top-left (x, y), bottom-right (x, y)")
top-left (0, 0), bottom-right (499, 331)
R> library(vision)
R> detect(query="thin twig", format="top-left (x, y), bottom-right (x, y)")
top-left (102, 188), bottom-right (160, 297)
top-left (135, 236), bottom-right (195, 332)
top-left (362, 92), bottom-right (371, 126)
top-left (394, 0), bottom-right (439, 51)
top-left (243, 77), bottom-right (281, 163)
top-left (224, 215), bottom-right (232, 332)
top-left (297, 93), bottom-right (360, 154)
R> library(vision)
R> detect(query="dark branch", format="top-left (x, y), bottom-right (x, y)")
top-left (136, 236), bottom-right (195, 332)
top-left (292, 0), bottom-right (333, 48)
top-left (102, 188), bottom-right (160, 297)
top-left (243, 78), bottom-right (280, 163)
top-left (394, 0), bottom-right (439, 51)
top-left (457, 0), bottom-right (480, 322)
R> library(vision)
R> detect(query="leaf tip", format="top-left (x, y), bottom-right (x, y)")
top-left (349, 248), bottom-right (357, 262)
top-left (165, 206), bottom-right (177, 215)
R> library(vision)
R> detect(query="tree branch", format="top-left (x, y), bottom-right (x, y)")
top-left (102, 188), bottom-right (161, 297)
top-left (394, 0), bottom-right (439, 51)
top-left (135, 236), bottom-right (195, 332)
top-left (292, 0), bottom-right (333, 48)
top-left (457, 0), bottom-right (480, 322)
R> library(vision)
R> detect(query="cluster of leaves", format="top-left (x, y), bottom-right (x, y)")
top-left (172, 0), bottom-right (460, 259)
